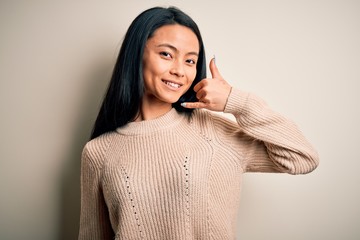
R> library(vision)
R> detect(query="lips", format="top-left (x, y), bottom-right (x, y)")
top-left (162, 80), bottom-right (183, 89)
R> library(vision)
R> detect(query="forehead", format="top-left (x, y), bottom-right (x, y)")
top-left (146, 24), bottom-right (199, 53)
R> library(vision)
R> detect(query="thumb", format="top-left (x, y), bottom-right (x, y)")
top-left (210, 56), bottom-right (222, 79)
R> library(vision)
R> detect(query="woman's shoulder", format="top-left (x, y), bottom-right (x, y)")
top-left (191, 108), bottom-right (214, 122)
top-left (81, 131), bottom-right (118, 167)
top-left (190, 109), bottom-right (238, 138)
top-left (191, 109), bottom-right (237, 131)
top-left (191, 108), bottom-right (237, 126)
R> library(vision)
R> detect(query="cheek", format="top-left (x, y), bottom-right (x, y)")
top-left (182, 69), bottom-right (197, 93)
top-left (143, 54), bottom-right (168, 79)
top-left (142, 65), bottom-right (151, 88)
top-left (187, 68), bottom-right (197, 84)
top-left (143, 65), bottom-right (164, 91)
top-left (149, 63), bottom-right (170, 82)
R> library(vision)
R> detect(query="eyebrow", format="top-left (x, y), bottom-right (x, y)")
top-left (156, 43), bottom-right (199, 57)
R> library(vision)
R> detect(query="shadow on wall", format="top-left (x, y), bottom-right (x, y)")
top-left (58, 60), bottom-right (111, 240)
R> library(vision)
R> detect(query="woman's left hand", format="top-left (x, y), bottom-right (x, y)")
top-left (181, 58), bottom-right (232, 112)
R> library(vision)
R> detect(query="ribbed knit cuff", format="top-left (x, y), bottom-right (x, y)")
top-left (223, 88), bottom-right (250, 116)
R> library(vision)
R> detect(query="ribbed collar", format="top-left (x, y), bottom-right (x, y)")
top-left (116, 108), bottom-right (186, 135)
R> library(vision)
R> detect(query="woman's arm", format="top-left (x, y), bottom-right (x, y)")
top-left (215, 88), bottom-right (319, 174)
top-left (183, 58), bottom-right (319, 174)
top-left (78, 144), bottom-right (113, 239)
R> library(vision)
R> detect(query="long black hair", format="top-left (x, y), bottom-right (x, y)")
top-left (91, 6), bottom-right (207, 139)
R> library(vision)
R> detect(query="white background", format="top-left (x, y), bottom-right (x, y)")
top-left (1, 0), bottom-right (359, 239)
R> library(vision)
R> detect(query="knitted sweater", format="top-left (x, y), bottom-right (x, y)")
top-left (78, 88), bottom-right (319, 240)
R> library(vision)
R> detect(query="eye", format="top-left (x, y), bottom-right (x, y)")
top-left (160, 51), bottom-right (172, 59)
top-left (186, 59), bottom-right (196, 65)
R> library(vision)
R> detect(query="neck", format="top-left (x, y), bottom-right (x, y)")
top-left (134, 96), bottom-right (173, 122)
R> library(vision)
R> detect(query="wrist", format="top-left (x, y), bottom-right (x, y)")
top-left (223, 88), bottom-right (249, 116)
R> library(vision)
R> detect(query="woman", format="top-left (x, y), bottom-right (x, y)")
top-left (79, 6), bottom-right (319, 239)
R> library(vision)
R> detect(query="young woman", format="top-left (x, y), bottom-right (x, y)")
top-left (78, 6), bottom-right (319, 239)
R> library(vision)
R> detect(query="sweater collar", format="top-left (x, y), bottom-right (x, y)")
top-left (116, 108), bottom-right (186, 135)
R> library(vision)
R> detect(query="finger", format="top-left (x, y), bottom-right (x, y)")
top-left (209, 57), bottom-right (222, 79)
top-left (193, 79), bottom-right (207, 92)
top-left (181, 102), bottom-right (208, 109)
top-left (196, 88), bottom-right (206, 100)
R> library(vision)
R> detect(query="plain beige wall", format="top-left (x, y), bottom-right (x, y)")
top-left (1, 0), bottom-right (359, 239)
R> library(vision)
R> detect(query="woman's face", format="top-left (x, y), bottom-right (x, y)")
top-left (142, 24), bottom-right (199, 105)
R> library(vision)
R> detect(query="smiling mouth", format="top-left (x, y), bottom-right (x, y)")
top-left (162, 80), bottom-right (183, 89)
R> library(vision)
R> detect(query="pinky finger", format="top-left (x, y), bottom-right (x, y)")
top-left (181, 102), bottom-right (208, 109)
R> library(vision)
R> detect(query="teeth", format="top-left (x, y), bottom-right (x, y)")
top-left (165, 81), bottom-right (181, 88)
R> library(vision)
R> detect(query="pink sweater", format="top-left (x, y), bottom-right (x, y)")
top-left (78, 88), bottom-right (319, 239)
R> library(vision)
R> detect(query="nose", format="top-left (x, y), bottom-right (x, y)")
top-left (169, 60), bottom-right (185, 78)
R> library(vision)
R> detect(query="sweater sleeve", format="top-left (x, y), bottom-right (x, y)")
top-left (213, 88), bottom-right (319, 174)
top-left (78, 143), bottom-right (114, 240)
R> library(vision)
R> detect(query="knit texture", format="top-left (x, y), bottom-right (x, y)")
top-left (78, 88), bottom-right (319, 239)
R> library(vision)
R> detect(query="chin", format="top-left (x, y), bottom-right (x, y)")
top-left (164, 97), bottom-right (181, 104)
top-left (159, 94), bottom-right (183, 104)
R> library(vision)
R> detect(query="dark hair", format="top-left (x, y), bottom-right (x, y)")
top-left (90, 6), bottom-right (206, 139)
